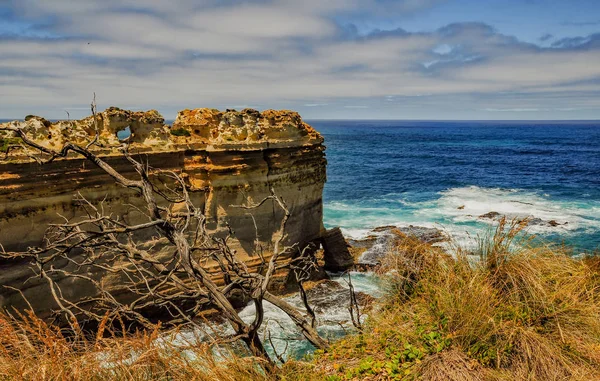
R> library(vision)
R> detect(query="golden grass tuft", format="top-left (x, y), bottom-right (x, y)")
top-left (415, 349), bottom-right (488, 381)
top-left (292, 218), bottom-right (600, 380)
top-left (0, 310), bottom-right (268, 381)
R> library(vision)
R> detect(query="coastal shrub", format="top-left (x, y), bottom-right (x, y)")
top-left (288, 218), bottom-right (600, 380)
top-left (2, 220), bottom-right (600, 380)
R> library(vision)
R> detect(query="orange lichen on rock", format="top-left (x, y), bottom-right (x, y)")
top-left (0, 107), bottom-right (323, 160)
top-left (172, 108), bottom-right (322, 145)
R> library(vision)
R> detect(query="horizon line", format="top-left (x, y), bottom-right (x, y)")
top-left (1, 117), bottom-right (599, 123)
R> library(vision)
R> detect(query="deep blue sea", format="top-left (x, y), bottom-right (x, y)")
top-left (308, 120), bottom-right (600, 253)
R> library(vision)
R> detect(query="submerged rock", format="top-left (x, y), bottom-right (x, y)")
top-left (532, 218), bottom-right (567, 228)
top-left (479, 213), bottom-right (567, 228)
top-left (479, 211), bottom-right (501, 220)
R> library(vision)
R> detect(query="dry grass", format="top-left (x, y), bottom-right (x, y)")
top-left (291, 218), bottom-right (600, 380)
top-left (415, 349), bottom-right (488, 381)
top-left (0, 311), bottom-right (269, 381)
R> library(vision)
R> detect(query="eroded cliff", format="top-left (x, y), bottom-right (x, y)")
top-left (0, 107), bottom-right (327, 316)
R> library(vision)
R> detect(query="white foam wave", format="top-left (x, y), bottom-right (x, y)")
top-left (330, 271), bottom-right (384, 298)
top-left (427, 186), bottom-right (600, 233)
top-left (325, 186), bottom-right (600, 247)
top-left (340, 227), bottom-right (375, 240)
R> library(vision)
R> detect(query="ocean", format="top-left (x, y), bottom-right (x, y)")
top-left (309, 120), bottom-right (600, 253)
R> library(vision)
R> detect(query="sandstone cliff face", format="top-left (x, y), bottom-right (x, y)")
top-left (0, 108), bottom-right (326, 316)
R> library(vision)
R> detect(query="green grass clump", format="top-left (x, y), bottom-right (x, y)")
top-left (0, 137), bottom-right (22, 153)
top-left (170, 128), bottom-right (191, 137)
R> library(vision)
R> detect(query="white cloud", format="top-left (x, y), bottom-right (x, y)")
top-left (484, 108), bottom-right (540, 112)
top-left (0, 0), bottom-right (599, 119)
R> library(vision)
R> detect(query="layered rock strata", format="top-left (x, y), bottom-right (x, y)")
top-left (0, 107), bottom-right (327, 316)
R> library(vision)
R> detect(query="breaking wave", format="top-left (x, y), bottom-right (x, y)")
top-left (325, 186), bottom-right (600, 250)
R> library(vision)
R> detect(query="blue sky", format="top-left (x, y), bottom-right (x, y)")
top-left (1, 0), bottom-right (600, 120)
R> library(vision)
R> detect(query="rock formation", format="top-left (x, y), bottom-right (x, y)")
top-left (322, 227), bottom-right (354, 271)
top-left (0, 107), bottom-right (327, 316)
top-left (349, 225), bottom-right (446, 266)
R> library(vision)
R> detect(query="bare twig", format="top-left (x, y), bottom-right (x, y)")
top-left (347, 272), bottom-right (363, 331)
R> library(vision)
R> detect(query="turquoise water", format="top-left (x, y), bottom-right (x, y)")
top-left (310, 120), bottom-right (600, 252)
top-left (171, 272), bottom-right (382, 360)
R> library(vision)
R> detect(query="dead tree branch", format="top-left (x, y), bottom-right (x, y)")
top-left (347, 272), bottom-right (363, 331)
top-left (0, 98), bottom-right (331, 368)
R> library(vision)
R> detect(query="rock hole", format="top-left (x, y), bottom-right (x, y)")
top-left (117, 126), bottom-right (132, 141)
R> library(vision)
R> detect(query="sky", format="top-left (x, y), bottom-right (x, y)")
top-left (1, 0), bottom-right (600, 120)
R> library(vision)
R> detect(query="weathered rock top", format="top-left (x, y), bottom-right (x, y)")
top-left (0, 107), bottom-right (323, 161)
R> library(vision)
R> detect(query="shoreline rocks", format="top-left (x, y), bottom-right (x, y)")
top-left (322, 227), bottom-right (355, 272)
top-left (478, 211), bottom-right (567, 228)
top-left (347, 225), bottom-right (446, 267)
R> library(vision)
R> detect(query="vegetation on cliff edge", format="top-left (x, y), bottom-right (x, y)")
top-left (287, 218), bottom-right (600, 380)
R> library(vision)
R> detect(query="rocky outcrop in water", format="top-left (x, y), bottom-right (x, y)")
top-left (322, 227), bottom-right (354, 271)
top-left (478, 212), bottom-right (567, 228)
top-left (350, 225), bottom-right (446, 266)
top-left (0, 107), bottom-right (327, 316)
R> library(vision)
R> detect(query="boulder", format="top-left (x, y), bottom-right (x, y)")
top-left (322, 227), bottom-right (354, 272)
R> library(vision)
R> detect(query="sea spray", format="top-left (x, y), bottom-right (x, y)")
top-left (315, 120), bottom-right (600, 252)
